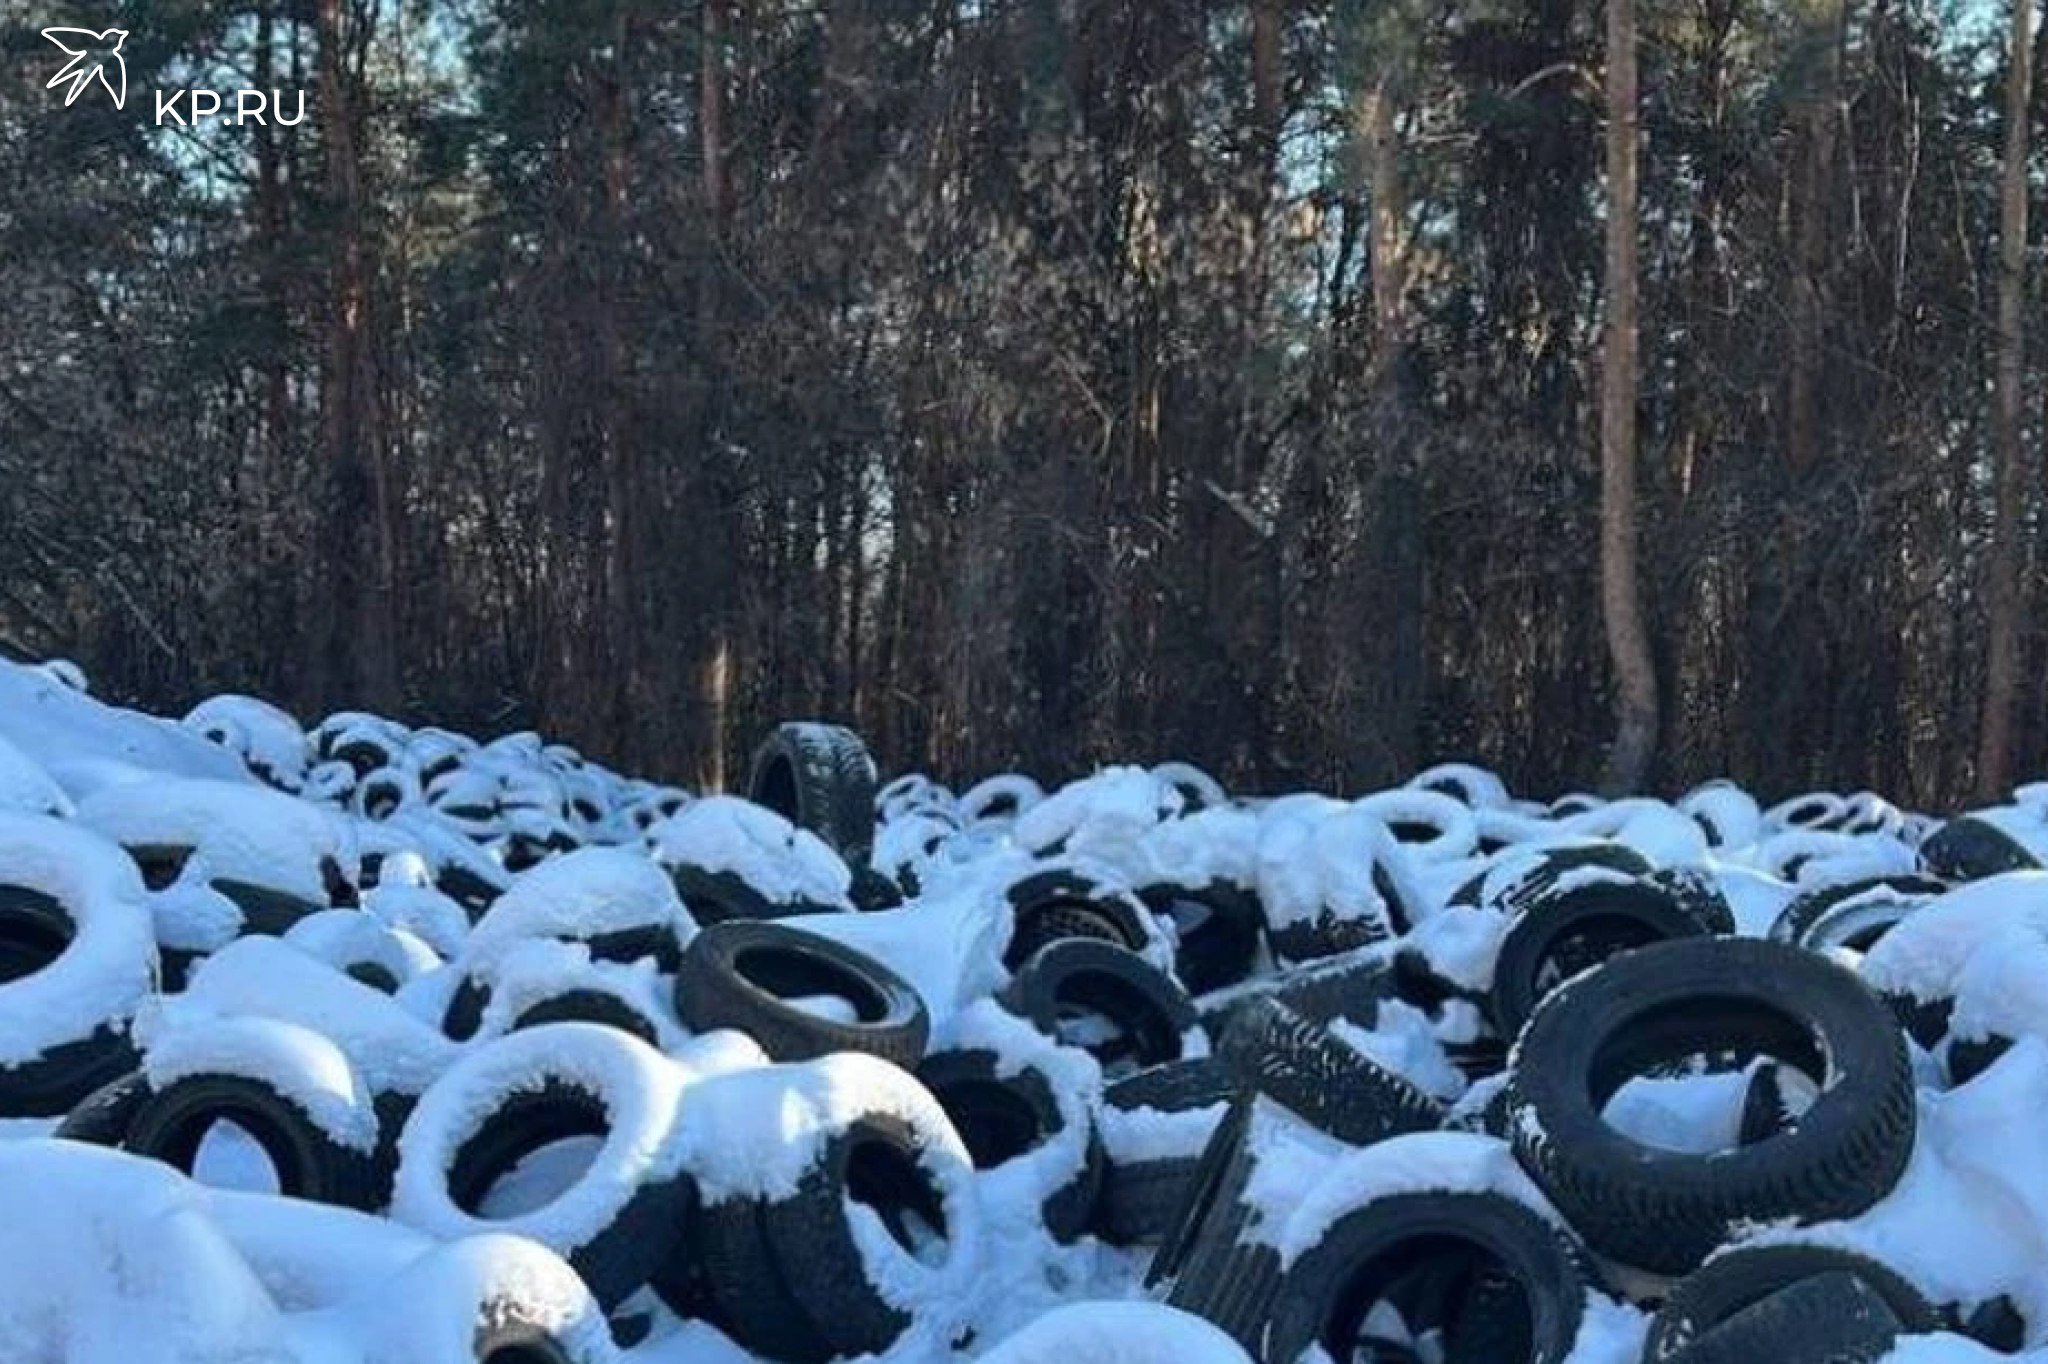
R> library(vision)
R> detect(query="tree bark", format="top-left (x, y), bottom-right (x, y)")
top-left (1979, 0), bottom-right (2034, 799)
top-left (314, 0), bottom-right (394, 710)
top-left (1600, 0), bottom-right (1659, 793)
top-left (1786, 0), bottom-right (1846, 473)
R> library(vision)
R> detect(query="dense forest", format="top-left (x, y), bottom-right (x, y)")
top-left (0, 0), bottom-right (2037, 805)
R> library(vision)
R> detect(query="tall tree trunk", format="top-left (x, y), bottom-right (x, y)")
top-left (315, 0), bottom-right (394, 710)
top-left (698, 0), bottom-right (734, 788)
top-left (1786, 0), bottom-right (1846, 473)
top-left (1364, 70), bottom-right (1423, 776)
top-left (1979, 0), bottom-right (2034, 798)
top-left (1251, 0), bottom-right (1283, 164)
top-left (1600, 0), bottom-right (1658, 792)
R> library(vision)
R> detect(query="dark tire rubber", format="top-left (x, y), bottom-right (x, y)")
top-left (1504, 937), bottom-right (1915, 1275)
top-left (1214, 997), bottom-right (1440, 1147)
top-left (674, 920), bottom-right (930, 1067)
top-left (998, 938), bottom-right (1195, 1077)
top-left (1645, 1243), bottom-right (1938, 1363)
top-left (123, 1072), bottom-right (381, 1210)
top-left (1264, 1192), bottom-right (1588, 1364)
top-left (745, 723), bottom-right (878, 863)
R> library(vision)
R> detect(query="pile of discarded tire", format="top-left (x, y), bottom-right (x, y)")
top-left (1, 657), bottom-right (2045, 1362)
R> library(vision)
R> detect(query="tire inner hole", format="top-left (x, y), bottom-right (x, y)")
top-left (733, 945), bottom-right (888, 1024)
top-left (450, 1087), bottom-right (610, 1221)
top-left (753, 755), bottom-right (800, 824)
top-left (0, 887), bottom-right (72, 984)
top-left (932, 1077), bottom-right (1046, 1169)
top-left (192, 1118), bottom-right (284, 1195)
top-left (151, 1101), bottom-right (304, 1197)
top-left (1049, 971), bottom-right (1178, 1080)
top-left (845, 1135), bottom-right (950, 1265)
top-left (1587, 994), bottom-right (1828, 1156)
top-left (1321, 1235), bottom-right (1530, 1364)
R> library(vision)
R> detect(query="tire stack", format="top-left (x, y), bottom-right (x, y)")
top-left (2, 670), bottom-right (2044, 1363)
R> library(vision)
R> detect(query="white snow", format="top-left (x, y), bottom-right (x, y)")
top-left (0, 813), bottom-right (157, 1066)
top-left (392, 1022), bottom-right (688, 1254)
top-left (649, 796), bottom-right (854, 908)
top-left (139, 1012), bottom-right (380, 1153)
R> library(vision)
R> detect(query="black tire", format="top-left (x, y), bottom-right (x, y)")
top-left (511, 988), bottom-right (662, 1048)
top-left (674, 920), bottom-right (930, 1067)
top-left (753, 1112), bottom-right (968, 1360)
top-left (1960, 1296), bottom-right (2029, 1352)
top-left (1658, 1271), bottom-right (1907, 1364)
top-left (394, 1024), bottom-right (693, 1313)
top-left (53, 1069), bottom-right (150, 1146)
top-left (998, 938), bottom-right (1196, 1078)
top-left (1736, 1062), bottom-right (1796, 1146)
top-left (669, 865), bottom-right (839, 926)
top-left (1140, 881), bottom-right (1264, 996)
top-left (1265, 1192), bottom-right (1588, 1364)
top-left (1214, 998), bottom-right (1441, 1147)
top-left (1474, 842), bottom-right (1654, 915)
top-left (440, 1079), bottom-right (690, 1309)
top-left (1488, 872), bottom-right (1707, 1040)
top-left (1157, 1097), bottom-right (1284, 1352)
top-left (690, 1194), bottom-right (838, 1362)
top-left (1769, 876), bottom-right (1944, 954)
top-left (1504, 938), bottom-right (1915, 1275)
top-left (746, 723), bottom-right (878, 863)
top-left (0, 873), bottom-right (150, 1116)
top-left (1920, 815), bottom-right (2041, 882)
top-left (1093, 1059), bottom-right (1238, 1247)
top-left (915, 1049), bottom-right (1101, 1243)
top-left (1003, 869), bottom-right (1154, 971)
top-left (1647, 866), bottom-right (1737, 936)
top-left (1645, 1243), bottom-right (1938, 1363)
top-left (1196, 947), bottom-right (1393, 1037)
top-left (123, 1072), bottom-right (381, 1209)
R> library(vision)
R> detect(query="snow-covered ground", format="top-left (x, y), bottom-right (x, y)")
top-left (1, 657), bottom-right (2046, 1363)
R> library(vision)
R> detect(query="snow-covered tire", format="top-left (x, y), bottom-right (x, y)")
top-left (1644, 1243), bottom-right (1937, 1362)
top-left (999, 938), bottom-right (1197, 1077)
top-left (689, 1058), bottom-right (981, 1363)
top-left (511, 986), bottom-right (665, 1048)
top-left (746, 722), bottom-right (878, 863)
top-left (1919, 815), bottom-right (2040, 882)
top-left (674, 920), bottom-right (930, 1067)
top-left (1003, 869), bottom-right (1155, 971)
top-left (0, 818), bottom-right (155, 1115)
top-left (975, 1302), bottom-right (1254, 1364)
top-left (1214, 998), bottom-right (1440, 1146)
top-left (351, 1233), bottom-right (619, 1364)
top-left (283, 908), bottom-right (431, 994)
top-left (1153, 762), bottom-right (1229, 813)
top-left (915, 1047), bottom-right (1101, 1242)
top-left (1263, 1192), bottom-right (1588, 1364)
top-left (1504, 938), bottom-right (1915, 1274)
top-left (1487, 875), bottom-right (1707, 1040)
top-left (1139, 881), bottom-right (1264, 996)
top-left (124, 1064), bottom-right (381, 1209)
top-left (1653, 1271), bottom-right (1908, 1364)
top-left (1768, 875), bottom-right (1943, 954)
top-left (1091, 1059), bottom-right (1237, 1245)
top-left (391, 1023), bottom-right (691, 1309)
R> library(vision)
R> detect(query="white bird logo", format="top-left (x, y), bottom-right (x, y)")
top-left (42, 27), bottom-right (128, 109)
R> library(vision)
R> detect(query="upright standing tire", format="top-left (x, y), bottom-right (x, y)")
top-left (1503, 938), bottom-right (1915, 1275)
top-left (746, 723), bottom-right (878, 863)
top-left (1487, 875), bottom-right (1707, 1040)
top-left (1263, 1192), bottom-right (1588, 1364)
